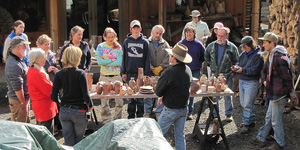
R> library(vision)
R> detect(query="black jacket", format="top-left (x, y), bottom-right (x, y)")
top-left (155, 63), bottom-right (192, 109)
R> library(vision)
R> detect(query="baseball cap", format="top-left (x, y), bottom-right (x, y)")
top-left (130, 20), bottom-right (141, 28)
top-left (213, 22), bottom-right (224, 29)
top-left (258, 32), bottom-right (278, 43)
top-left (10, 36), bottom-right (31, 47)
top-left (190, 10), bottom-right (201, 17)
top-left (240, 36), bottom-right (253, 47)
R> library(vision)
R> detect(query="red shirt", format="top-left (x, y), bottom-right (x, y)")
top-left (27, 67), bottom-right (58, 122)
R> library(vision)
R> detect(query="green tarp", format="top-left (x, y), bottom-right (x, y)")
top-left (74, 118), bottom-right (173, 150)
top-left (0, 120), bottom-right (72, 150)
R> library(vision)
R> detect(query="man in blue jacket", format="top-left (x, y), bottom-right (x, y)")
top-left (232, 36), bottom-right (264, 134)
top-left (121, 20), bottom-right (151, 119)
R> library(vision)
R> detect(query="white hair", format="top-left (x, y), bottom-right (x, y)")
top-left (151, 25), bottom-right (165, 36)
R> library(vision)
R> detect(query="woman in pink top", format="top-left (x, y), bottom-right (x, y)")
top-left (27, 48), bottom-right (58, 134)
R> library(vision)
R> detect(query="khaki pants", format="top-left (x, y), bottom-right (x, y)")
top-left (99, 75), bottom-right (124, 125)
top-left (8, 97), bottom-right (30, 123)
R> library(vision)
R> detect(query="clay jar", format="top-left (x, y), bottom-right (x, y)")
top-left (108, 81), bottom-right (113, 92)
top-left (216, 80), bottom-right (222, 92)
top-left (143, 76), bottom-right (151, 86)
top-left (96, 82), bottom-right (103, 95)
top-left (191, 81), bottom-right (200, 94)
top-left (137, 68), bottom-right (144, 89)
top-left (102, 82), bottom-right (109, 95)
top-left (218, 73), bottom-right (227, 85)
top-left (114, 81), bottom-right (122, 94)
top-left (86, 73), bottom-right (93, 91)
top-left (129, 77), bottom-right (136, 90)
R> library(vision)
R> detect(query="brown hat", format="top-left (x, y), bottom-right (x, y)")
top-left (165, 43), bottom-right (192, 63)
top-left (258, 32), bottom-right (278, 43)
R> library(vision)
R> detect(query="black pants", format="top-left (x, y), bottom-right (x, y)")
top-left (126, 73), bottom-right (144, 119)
top-left (37, 118), bottom-right (54, 134)
top-left (128, 98), bottom-right (144, 119)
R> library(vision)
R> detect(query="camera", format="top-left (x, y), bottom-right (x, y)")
top-left (86, 112), bottom-right (91, 120)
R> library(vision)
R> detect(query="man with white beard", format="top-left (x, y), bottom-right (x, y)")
top-left (5, 36), bottom-right (31, 122)
top-left (204, 27), bottom-right (239, 122)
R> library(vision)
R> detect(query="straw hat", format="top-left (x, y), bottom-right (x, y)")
top-left (165, 43), bottom-right (192, 63)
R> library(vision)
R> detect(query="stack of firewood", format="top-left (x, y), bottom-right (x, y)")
top-left (268, 0), bottom-right (299, 57)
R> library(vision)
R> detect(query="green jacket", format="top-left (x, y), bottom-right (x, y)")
top-left (205, 40), bottom-right (239, 79)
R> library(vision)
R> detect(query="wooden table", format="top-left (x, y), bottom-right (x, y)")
top-left (90, 91), bottom-right (234, 99)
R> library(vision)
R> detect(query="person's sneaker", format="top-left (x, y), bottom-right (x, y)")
top-left (262, 142), bottom-right (283, 150)
top-left (240, 125), bottom-right (249, 134)
top-left (186, 115), bottom-right (193, 120)
top-left (225, 115), bottom-right (233, 122)
top-left (143, 113), bottom-right (150, 118)
top-left (250, 138), bottom-right (266, 148)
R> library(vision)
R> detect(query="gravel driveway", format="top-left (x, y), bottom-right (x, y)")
top-left (1, 95), bottom-right (300, 150)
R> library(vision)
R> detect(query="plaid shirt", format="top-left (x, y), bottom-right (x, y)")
top-left (266, 52), bottom-right (293, 100)
top-left (205, 40), bottom-right (239, 79)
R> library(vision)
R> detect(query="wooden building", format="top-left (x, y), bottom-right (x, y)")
top-left (0, 0), bottom-right (260, 53)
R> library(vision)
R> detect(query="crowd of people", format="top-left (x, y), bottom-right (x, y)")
top-left (3, 8), bottom-right (298, 149)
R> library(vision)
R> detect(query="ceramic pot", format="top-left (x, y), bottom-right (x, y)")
top-left (216, 3), bottom-right (225, 14)
top-left (191, 81), bottom-right (200, 94)
top-left (137, 68), bottom-right (144, 89)
top-left (102, 82), bottom-right (109, 95)
top-left (96, 82), bottom-right (103, 95)
top-left (129, 77), bottom-right (136, 90)
top-left (108, 81), bottom-right (113, 91)
top-left (143, 76), bottom-right (151, 86)
top-left (86, 73), bottom-right (93, 91)
top-left (114, 81), bottom-right (121, 94)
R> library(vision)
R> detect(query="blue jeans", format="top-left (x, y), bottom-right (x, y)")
top-left (144, 98), bottom-right (164, 115)
top-left (256, 97), bottom-right (287, 147)
top-left (214, 77), bottom-right (233, 116)
top-left (59, 106), bottom-right (88, 146)
top-left (155, 98), bottom-right (164, 114)
top-left (188, 69), bottom-right (201, 116)
top-left (144, 98), bottom-right (153, 114)
top-left (239, 79), bottom-right (259, 125)
top-left (158, 106), bottom-right (188, 150)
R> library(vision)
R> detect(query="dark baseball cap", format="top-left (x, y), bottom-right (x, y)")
top-left (240, 36), bottom-right (253, 47)
top-left (10, 36), bottom-right (31, 47)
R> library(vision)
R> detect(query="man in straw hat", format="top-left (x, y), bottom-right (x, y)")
top-left (5, 36), bottom-right (31, 123)
top-left (251, 32), bottom-right (297, 149)
top-left (156, 43), bottom-right (193, 150)
top-left (181, 10), bottom-right (210, 45)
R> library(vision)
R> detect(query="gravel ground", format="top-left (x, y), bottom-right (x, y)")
top-left (1, 95), bottom-right (300, 150)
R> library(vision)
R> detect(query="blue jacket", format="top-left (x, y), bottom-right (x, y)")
top-left (122, 33), bottom-right (151, 75)
top-left (237, 45), bottom-right (264, 80)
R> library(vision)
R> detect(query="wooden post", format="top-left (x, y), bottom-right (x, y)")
top-left (49, 0), bottom-right (58, 53)
top-left (158, 0), bottom-right (163, 25)
top-left (118, 0), bottom-right (125, 43)
top-left (298, 11), bottom-right (300, 80)
top-left (251, 0), bottom-right (260, 39)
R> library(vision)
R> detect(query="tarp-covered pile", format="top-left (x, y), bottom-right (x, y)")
top-left (74, 118), bottom-right (173, 150)
top-left (0, 118), bottom-right (172, 150)
top-left (0, 120), bottom-right (72, 150)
